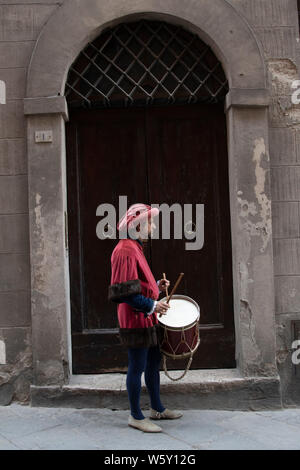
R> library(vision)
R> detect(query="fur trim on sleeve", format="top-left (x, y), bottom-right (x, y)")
top-left (108, 279), bottom-right (141, 302)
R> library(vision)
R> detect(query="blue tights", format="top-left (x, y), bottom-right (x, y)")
top-left (126, 345), bottom-right (166, 420)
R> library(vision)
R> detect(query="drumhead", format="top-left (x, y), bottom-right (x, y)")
top-left (158, 295), bottom-right (200, 328)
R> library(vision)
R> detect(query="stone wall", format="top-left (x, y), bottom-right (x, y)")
top-left (229, 0), bottom-right (300, 405)
top-left (0, 0), bottom-right (300, 406)
top-left (0, 1), bottom-right (63, 405)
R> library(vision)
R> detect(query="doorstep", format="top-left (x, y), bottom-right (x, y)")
top-left (30, 368), bottom-right (283, 411)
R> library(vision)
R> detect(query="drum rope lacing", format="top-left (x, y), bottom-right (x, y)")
top-left (162, 326), bottom-right (199, 356)
top-left (162, 353), bottom-right (195, 382)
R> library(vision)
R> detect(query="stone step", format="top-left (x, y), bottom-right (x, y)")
top-left (30, 369), bottom-right (283, 411)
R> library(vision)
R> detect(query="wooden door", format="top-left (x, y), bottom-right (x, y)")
top-left (146, 104), bottom-right (235, 369)
top-left (66, 103), bottom-right (235, 373)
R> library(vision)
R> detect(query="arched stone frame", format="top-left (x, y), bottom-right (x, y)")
top-left (24, 0), bottom-right (279, 388)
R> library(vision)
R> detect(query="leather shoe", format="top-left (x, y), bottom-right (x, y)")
top-left (128, 415), bottom-right (162, 432)
top-left (150, 408), bottom-right (183, 420)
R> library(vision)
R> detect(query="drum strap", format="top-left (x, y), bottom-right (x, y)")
top-left (162, 353), bottom-right (194, 382)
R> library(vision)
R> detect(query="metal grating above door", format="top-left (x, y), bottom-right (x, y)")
top-left (65, 19), bottom-right (229, 109)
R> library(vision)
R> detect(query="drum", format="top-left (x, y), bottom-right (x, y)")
top-left (158, 294), bottom-right (200, 360)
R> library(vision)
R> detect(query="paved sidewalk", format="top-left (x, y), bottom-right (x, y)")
top-left (0, 404), bottom-right (300, 450)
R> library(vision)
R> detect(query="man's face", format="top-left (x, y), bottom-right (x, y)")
top-left (139, 217), bottom-right (156, 240)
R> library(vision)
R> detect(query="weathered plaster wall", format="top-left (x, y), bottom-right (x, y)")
top-left (229, 0), bottom-right (300, 404)
top-left (0, 1), bottom-right (63, 405)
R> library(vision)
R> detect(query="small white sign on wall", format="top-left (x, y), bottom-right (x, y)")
top-left (35, 130), bottom-right (53, 143)
top-left (0, 80), bottom-right (6, 104)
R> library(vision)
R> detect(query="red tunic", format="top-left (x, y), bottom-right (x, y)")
top-left (110, 238), bottom-right (160, 329)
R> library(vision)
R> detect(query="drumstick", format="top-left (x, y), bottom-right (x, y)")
top-left (166, 272), bottom-right (184, 304)
top-left (163, 272), bottom-right (169, 298)
top-left (158, 272), bottom-right (170, 318)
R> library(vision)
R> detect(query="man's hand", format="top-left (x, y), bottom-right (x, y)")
top-left (158, 278), bottom-right (170, 292)
top-left (155, 300), bottom-right (170, 316)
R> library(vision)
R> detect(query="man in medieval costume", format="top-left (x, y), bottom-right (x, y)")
top-left (108, 203), bottom-right (183, 433)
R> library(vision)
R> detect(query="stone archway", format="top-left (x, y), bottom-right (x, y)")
top-left (24, 0), bottom-right (279, 397)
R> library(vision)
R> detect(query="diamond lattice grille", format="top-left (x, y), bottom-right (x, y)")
top-left (65, 19), bottom-right (228, 109)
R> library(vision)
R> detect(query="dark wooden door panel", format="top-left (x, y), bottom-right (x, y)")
top-left (66, 107), bottom-right (149, 372)
top-left (145, 103), bottom-right (235, 369)
top-left (72, 331), bottom-right (128, 373)
top-left (66, 103), bottom-right (236, 373)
